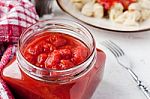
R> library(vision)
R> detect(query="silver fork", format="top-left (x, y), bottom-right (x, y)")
top-left (101, 40), bottom-right (150, 99)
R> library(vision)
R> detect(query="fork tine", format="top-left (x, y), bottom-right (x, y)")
top-left (109, 40), bottom-right (125, 56)
top-left (101, 41), bottom-right (119, 57)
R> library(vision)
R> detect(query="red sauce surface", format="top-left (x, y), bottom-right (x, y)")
top-left (23, 32), bottom-right (89, 70)
top-left (97, 0), bottom-right (137, 10)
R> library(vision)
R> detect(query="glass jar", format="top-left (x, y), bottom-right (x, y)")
top-left (1, 19), bottom-right (106, 99)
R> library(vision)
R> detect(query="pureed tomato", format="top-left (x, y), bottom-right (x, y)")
top-left (97, 0), bottom-right (137, 10)
top-left (23, 32), bottom-right (89, 70)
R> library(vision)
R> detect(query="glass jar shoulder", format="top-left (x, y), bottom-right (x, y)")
top-left (1, 56), bottom-right (22, 82)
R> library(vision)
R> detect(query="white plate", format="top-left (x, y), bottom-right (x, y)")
top-left (57, 0), bottom-right (150, 32)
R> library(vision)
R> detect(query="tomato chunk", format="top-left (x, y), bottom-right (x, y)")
top-left (23, 32), bottom-right (89, 70)
top-left (36, 53), bottom-right (48, 67)
top-left (59, 60), bottom-right (74, 70)
top-left (71, 46), bottom-right (89, 65)
top-left (59, 49), bottom-right (72, 59)
top-left (45, 50), bottom-right (61, 69)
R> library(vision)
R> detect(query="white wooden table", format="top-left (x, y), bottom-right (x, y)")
top-left (47, 1), bottom-right (150, 99)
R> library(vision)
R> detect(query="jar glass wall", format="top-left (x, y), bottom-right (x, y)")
top-left (1, 19), bottom-right (106, 99)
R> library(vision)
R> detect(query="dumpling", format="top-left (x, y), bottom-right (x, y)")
top-left (141, 9), bottom-right (150, 20)
top-left (70, 0), bottom-right (82, 3)
top-left (93, 3), bottom-right (104, 18)
top-left (114, 11), bottom-right (128, 24)
top-left (74, 2), bottom-right (84, 10)
top-left (125, 11), bottom-right (141, 26)
top-left (128, 0), bottom-right (150, 21)
top-left (109, 3), bottom-right (124, 21)
top-left (81, 2), bottom-right (94, 17)
top-left (140, 0), bottom-right (150, 9)
top-left (115, 11), bottom-right (141, 26)
top-left (82, 0), bottom-right (96, 4)
top-left (128, 3), bottom-right (141, 11)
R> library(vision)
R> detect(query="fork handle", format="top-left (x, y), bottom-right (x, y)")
top-left (127, 69), bottom-right (150, 99)
top-left (138, 81), bottom-right (150, 99)
top-left (127, 69), bottom-right (139, 82)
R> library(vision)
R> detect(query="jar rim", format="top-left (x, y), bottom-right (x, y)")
top-left (17, 18), bottom-right (96, 73)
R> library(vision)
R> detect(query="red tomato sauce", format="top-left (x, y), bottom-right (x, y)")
top-left (1, 49), bottom-right (105, 99)
top-left (1, 32), bottom-right (106, 99)
top-left (97, 0), bottom-right (137, 10)
top-left (23, 32), bottom-right (89, 70)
